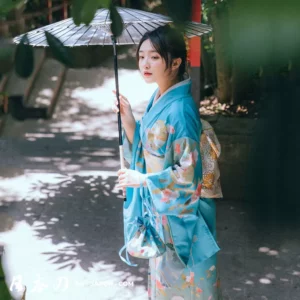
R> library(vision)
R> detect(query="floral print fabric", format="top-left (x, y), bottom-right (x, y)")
top-left (200, 119), bottom-right (223, 199)
top-left (121, 79), bottom-right (222, 299)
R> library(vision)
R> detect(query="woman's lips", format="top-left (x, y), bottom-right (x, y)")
top-left (144, 72), bottom-right (152, 76)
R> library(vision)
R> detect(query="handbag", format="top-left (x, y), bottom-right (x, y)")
top-left (119, 186), bottom-right (166, 266)
top-left (127, 213), bottom-right (166, 259)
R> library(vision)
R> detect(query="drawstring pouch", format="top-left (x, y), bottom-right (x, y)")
top-left (121, 185), bottom-right (166, 261)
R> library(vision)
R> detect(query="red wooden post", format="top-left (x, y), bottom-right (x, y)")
top-left (47, 0), bottom-right (53, 24)
top-left (190, 0), bottom-right (201, 67)
top-left (190, 0), bottom-right (201, 108)
top-left (63, 0), bottom-right (68, 19)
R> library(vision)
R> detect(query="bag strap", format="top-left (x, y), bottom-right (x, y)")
top-left (119, 244), bottom-right (138, 267)
top-left (119, 184), bottom-right (155, 267)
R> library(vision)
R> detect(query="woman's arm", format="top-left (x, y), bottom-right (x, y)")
top-left (112, 90), bottom-right (136, 144)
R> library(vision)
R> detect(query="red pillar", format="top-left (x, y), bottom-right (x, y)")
top-left (189, 0), bottom-right (201, 109)
top-left (190, 0), bottom-right (201, 67)
top-left (63, 0), bottom-right (68, 19)
top-left (47, 0), bottom-right (53, 24)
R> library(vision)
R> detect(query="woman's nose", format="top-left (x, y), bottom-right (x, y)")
top-left (142, 58), bottom-right (150, 68)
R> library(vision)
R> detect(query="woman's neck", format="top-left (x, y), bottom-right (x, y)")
top-left (158, 77), bottom-right (180, 96)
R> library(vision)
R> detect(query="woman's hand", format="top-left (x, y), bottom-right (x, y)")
top-left (112, 90), bottom-right (134, 122)
top-left (117, 168), bottom-right (147, 189)
top-left (112, 90), bottom-right (136, 144)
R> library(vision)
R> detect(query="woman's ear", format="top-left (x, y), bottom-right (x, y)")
top-left (172, 58), bottom-right (182, 71)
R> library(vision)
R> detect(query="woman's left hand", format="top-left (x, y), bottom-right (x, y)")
top-left (117, 169), bottom-right (147, 188)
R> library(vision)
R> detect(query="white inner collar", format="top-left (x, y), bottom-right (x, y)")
top-left (152, 77), bottom-right (191, 107)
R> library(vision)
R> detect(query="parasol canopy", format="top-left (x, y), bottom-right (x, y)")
top-left (13, 7), bottom-right (212, 47)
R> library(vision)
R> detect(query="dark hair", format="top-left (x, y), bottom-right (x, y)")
top-left (136, 24), bottom-right (187, 80)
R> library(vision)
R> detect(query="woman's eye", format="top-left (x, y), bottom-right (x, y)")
top-left (139, 56), bottom-right (144, 59)
top-left (152, 56), bottom-right (159, 60)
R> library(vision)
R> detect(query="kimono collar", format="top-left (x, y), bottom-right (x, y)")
top-left (142, 78), bottom-right (192, 130)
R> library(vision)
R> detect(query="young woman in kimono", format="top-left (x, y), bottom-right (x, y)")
top-left (113, 25), bottom-right (223, 300)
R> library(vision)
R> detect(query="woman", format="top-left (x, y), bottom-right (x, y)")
top-left (113, 25), bottom-right (222, 300)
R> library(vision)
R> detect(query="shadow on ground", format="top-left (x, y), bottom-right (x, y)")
top-left (216, 200), bottom-right (300, 300)
top-left (0, 173), bottom-right (148, 295)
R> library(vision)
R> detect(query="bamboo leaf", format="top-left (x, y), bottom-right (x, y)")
top-left (99, 0), bottom-right (111, 8)
top-left (109, 3), bottom-right (123, 37)
top-left (72, 0), bottom-right (110, 26)
top-left (15, 34), bottom-right (34, 78)
top-left (71, 0), bottom-right (84, 26)
top-left (80, 0), bottom-right (99, 25)
top-left (0, 0), bottom-right (25, 16)
top-left (45, 31), bottom-right (72, 67)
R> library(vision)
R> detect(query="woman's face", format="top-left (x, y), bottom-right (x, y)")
top-left (138, 39), bottom-right (169, 85)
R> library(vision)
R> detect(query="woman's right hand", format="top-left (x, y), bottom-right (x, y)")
top-left (112, 90), bottom-right (136, 144)
top-left (112, 90), bottom-right (134, 121)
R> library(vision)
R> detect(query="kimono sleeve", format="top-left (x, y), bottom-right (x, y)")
top-left (122, 120), bottom-right (141, 165)
top-left (145, 124), bottom-right (203, 216)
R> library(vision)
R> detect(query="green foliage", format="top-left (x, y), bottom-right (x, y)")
top-left (72, 0), bottom-right (92, 26)
top-left (71, 0), bottom-right (123, 37)
top-left (0, 254), bottom-right (11, 300)
top-left (80, 1), bottom-right (100, 25)
top-left (201, 0), bottom-right (229, 55)
top-left (45, 31), bottom-right (73, 67)
top-left (15, 33), bottom-right (34, 78)
top-left (163, 0), bottom-right (192, 26)
top-left (71, 0), bottom-right (111, 26)
top-left (0, 42), bottom-right (15, 74)
top-left (25, 0), bottom-right (48, 29)
top-left (0, 281), bottom-right (11, 300)
top-left (109, 2), bottom-right (123, 37)
top-left (0, 0), bottom-right (26, 17)
top-left (229, 0), bottom-right (300, 69)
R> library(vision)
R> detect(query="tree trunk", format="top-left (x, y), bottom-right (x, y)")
top-left (201, 41), bottom-right (217, 98)
top-left (210, 6), bottom-right (231, 103)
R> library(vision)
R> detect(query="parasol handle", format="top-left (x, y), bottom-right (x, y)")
top-left (111, 35), bottom-right (126, 201)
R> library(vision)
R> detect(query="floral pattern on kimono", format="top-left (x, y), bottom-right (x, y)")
top-left (121, 78), bottom-right (222, 299)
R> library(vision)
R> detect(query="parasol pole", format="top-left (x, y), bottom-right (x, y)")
top-left (111, 35), bottom-right (126, 201)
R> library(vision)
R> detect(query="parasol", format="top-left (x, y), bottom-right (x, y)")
top-left (13, 7), bottom-right (212, 200)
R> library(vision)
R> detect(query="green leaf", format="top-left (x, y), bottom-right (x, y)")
top-left (15, 34), bottom-right (34, 78)
top-left (71, 0), bottom-right (85, 26)
top-left (0, 0), bottom-right (25, 16)
top-left (0, 282), bottom-right (12, 300)
top-left (80, 0), bottom-right (99, 25)
top-left (163, 0), bottom-right (192, 25)
top-left (99, 0), bottom-right (111, 8)
top-left (45, 31), bottom-right (72, 67)
top-left (0, 256), bottom-right (12, 300)
top-left (72, 0), bottom-right (109, 26)
top-left (109, 3), bottom-right (123, 37)
top-left (0, 42), bottom-right (14, 74)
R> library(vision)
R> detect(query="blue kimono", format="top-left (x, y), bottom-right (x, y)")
top-left (121, 78), bottom-right (222, 299)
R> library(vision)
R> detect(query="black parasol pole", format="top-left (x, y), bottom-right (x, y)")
top-left (111, 35), bottom-right (126, 201)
